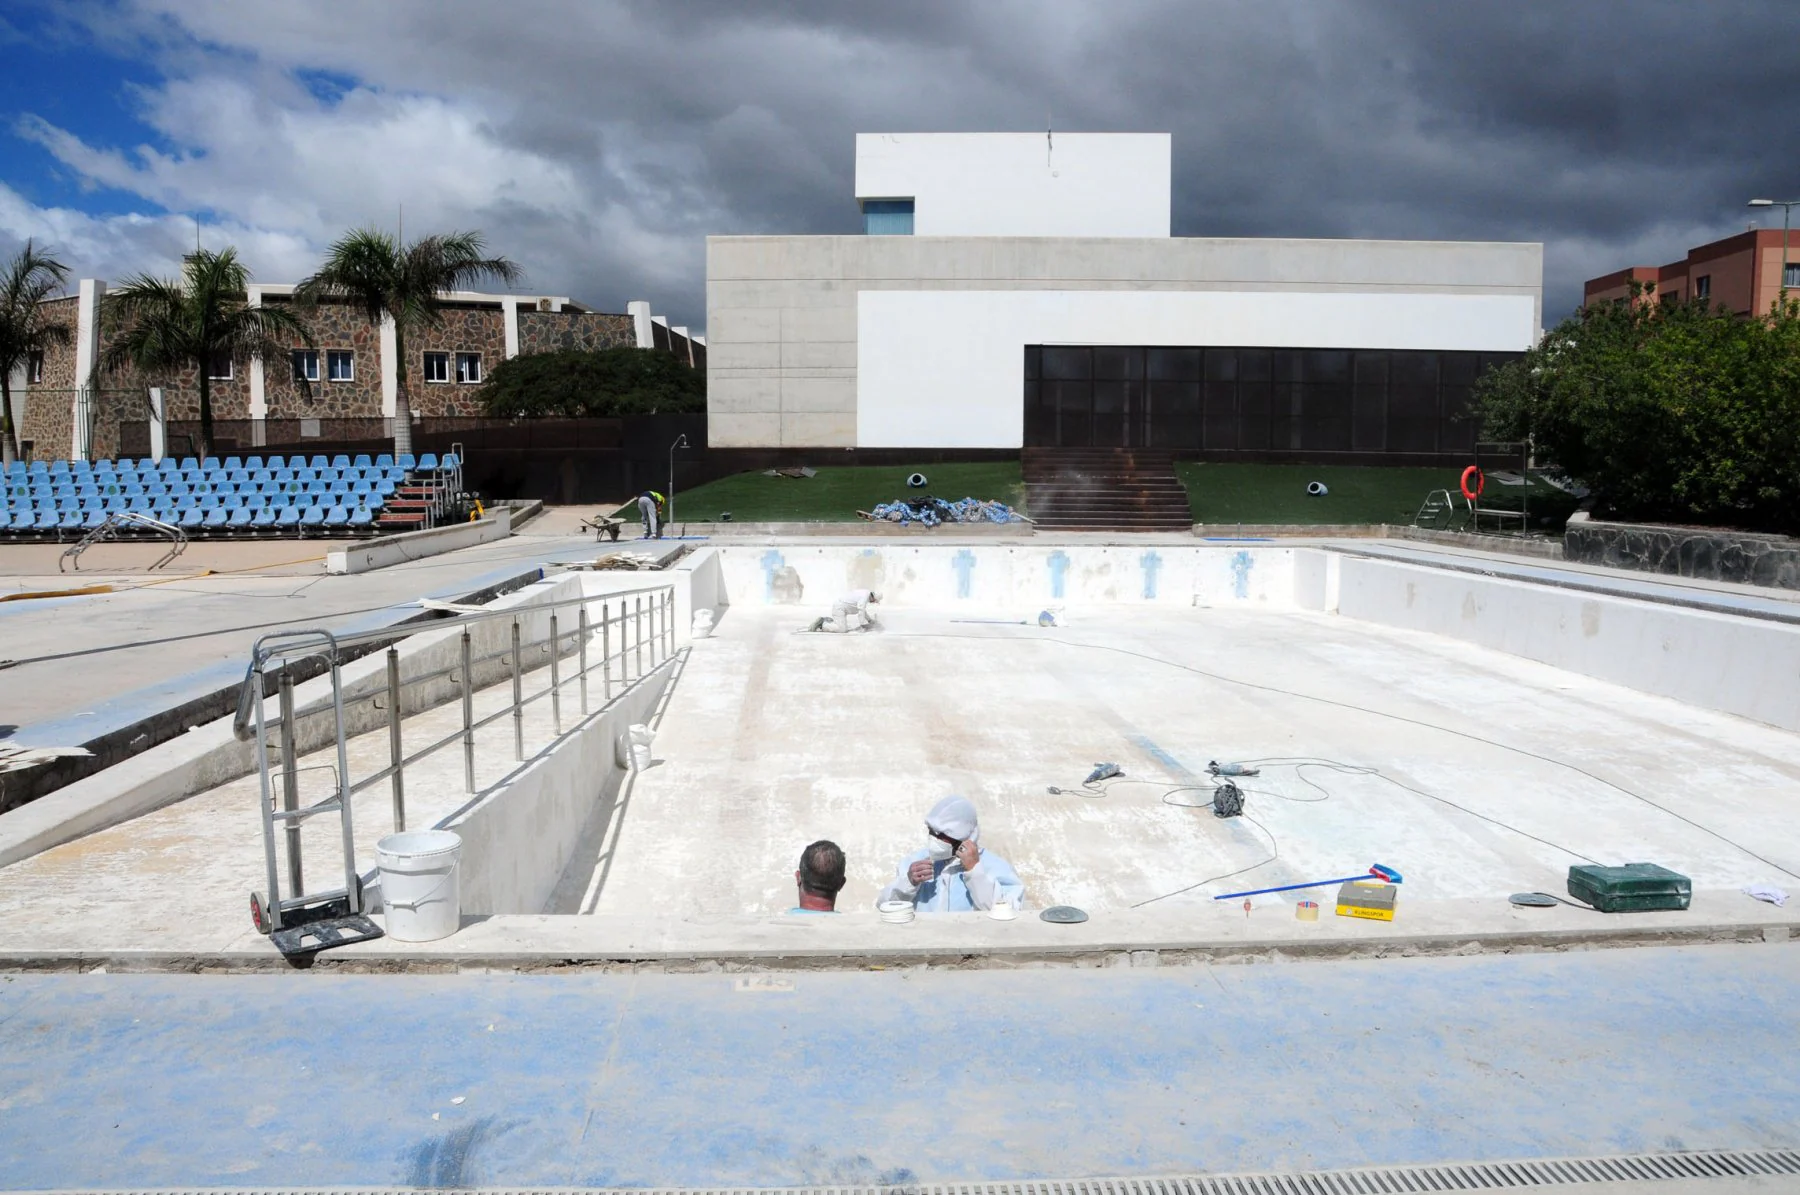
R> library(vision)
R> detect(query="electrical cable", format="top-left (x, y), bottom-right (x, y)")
top-left (899, 628), bottom-right (1800, 883)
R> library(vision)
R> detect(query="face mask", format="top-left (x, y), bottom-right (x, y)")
top-left (926, 837), bottom-right (956, 862)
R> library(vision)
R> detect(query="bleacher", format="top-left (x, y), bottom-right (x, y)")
top-left (0, 452), bottom-right (463, 540)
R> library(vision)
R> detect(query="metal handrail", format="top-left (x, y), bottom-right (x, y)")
top-left (237, 580), bottom-right (680, 932)
top-left (231, 580), bottom-right (676, 741)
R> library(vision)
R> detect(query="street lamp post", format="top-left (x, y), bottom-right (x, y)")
top-left (1748, 198), bottom-right (1800, 311)
top-left (668, 433), bottom-right (689, 534)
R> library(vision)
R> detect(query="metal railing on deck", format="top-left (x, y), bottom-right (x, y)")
top-left (231, 583), bottom-right (678, 932)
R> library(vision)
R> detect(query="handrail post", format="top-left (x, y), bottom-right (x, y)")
top-left (602, 601), bottom-right (612, 702)
top-left (549, 612), bottom-right (562, 736)
top-left (277, 667), bottom-right (303, 895)
top-left (385, 647), bottom-right (406, 833)
top-left (664, 589), bottom-right (674, 658)
top-left (578, 606), bottom-right (590, 715)
top-left (461, 629), bottom-right (475, 794)
top-left (635, 596), bottom-right (644, 679)
top-left (511, 617), bottom-right (524, 761)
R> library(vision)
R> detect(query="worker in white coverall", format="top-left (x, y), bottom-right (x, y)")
top-left (636, 490), bottom-right (665, 539)
top-left (878, 795), bottom-right (1025, 912)
top-left (811, 589), bottom-right (880, 632)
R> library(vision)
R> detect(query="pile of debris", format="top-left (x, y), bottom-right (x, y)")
top-left (862, 496), bottom-right (1026, 527)
top-left (590, 551), bottom-right (665, 570)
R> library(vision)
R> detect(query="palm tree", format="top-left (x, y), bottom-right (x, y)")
top-left (103, 248), bottom-right (315, 458)
top-left (0, 241), bottom-right (72, 467)
top-left (295, 230), bottom-right (520, 456)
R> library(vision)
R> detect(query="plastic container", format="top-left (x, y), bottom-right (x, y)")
top-left (691, 609), bottom-right (716, 638)
top-left (616, 723), bottom-right (653, 770)
top-left (375, 830), bottom-right (463, 942)
top-left (1567, 863), bottom-right (1691, 912)
top-left (878, 900), bottom-right (915, 924)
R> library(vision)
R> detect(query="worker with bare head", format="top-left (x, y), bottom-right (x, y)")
top-left (814, 589), bottom-right (880, 633)
top-left (791, 839), bottom-right (847, 913)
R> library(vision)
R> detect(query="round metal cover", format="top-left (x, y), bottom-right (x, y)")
top-left (1509, 892), bottom-right (1560, 907)
top-left (1040, 905), bottom-right (1089, 924)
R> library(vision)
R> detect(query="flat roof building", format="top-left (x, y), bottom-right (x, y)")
top-left (707, 132), bottom-right (1542, 461)
top-left (1584, 229), bottom-right (1800, 315)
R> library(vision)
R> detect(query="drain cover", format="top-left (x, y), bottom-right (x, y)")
top-left (1041, 905), bottom-right (1089, 924)
top-left (1510, 892), bottom-right (1561, 907)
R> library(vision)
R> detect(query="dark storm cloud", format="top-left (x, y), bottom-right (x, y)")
top-left (23, 0), bottom-right (1800, 328)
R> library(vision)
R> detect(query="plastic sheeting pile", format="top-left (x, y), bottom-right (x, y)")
top-left (865, 496), bottom-right (1024, 526)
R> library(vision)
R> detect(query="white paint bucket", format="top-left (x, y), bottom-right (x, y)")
top-left (692, 608), bottom-right (716, 638)
top-left (375, 830), bottom-right (462, 942)
top-left (617, 723), bottom-right (654, 770)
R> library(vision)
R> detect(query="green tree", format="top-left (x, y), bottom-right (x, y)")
top-left (295, 229), bottom-right (519, 456)
top-left (0, 240), bottom-right (72, 467)
top-left (478, 346), bottom-right (705, 418)
top-left (102, 248), bottom-right (315, 459)
top-left (1476, 283), bottom-right (1800, 531)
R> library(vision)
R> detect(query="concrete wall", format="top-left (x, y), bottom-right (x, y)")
top-left (1565, 519), bottom-right (1800, 591)
top-left (441, 654), bottom-right (676, 916)
top-left (706, 235), bottom-right (1544, 448)
top-left (325, 509), bottom-right (512, 574)
top-left (714, 544), bottom-right (1296, 610)
top-left (859, 289), bottom-right (1539, 448)
top-left (854, 132), bottom-right (1171, 237)
top-left (1312, 552), bottom-right (1800, 733)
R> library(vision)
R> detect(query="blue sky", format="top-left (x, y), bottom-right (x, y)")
top-left (1, 1), bottom-right (1795, 328)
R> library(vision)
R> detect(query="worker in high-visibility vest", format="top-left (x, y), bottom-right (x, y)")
top-left (636, 490), bottom-right (666, 539)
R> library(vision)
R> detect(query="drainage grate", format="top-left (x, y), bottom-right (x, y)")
top-left (22, 1148), bottom-right (1800, 1195)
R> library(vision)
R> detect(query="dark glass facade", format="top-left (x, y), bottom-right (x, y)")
top-left (1023, 345), bottom-right (1521, 460)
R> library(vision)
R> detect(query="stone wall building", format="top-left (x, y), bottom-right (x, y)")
top-left (5, 283), bottom-right (702, 460)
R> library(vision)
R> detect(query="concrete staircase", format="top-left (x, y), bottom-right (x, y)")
top-left (1022, 448), bottom-right (1194, 532)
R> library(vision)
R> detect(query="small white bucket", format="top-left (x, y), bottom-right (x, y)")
top-left (692, 608), bottom-right (716, 638)
top-left (375, 830), bottom-right (462, 942)
top-left (616, 723), bottom-right (654, 770)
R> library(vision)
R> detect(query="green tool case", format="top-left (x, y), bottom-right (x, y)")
top-left (1567, 863), bottom-right (1692, 912)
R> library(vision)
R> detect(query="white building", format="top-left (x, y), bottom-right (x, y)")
top-left (705, 132), bottom-right (1542, 460)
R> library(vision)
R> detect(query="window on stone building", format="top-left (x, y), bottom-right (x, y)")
top-left (455, 352), bottom-right (483, 383)
top-left (27, 351), bottom-right (43, 383)
top-left (327, 350), bottom-right (355, 382)
top-left (1694, 275), bottom-right (1711, 300)
top-left (206, 350), bottom-right (234, 380)
top-left (423, 351), bottom-right (450, 383)
top-left (292, 350), bottom-right (319, 383)
top-left (1787, 263), bottom-right (1800, 289)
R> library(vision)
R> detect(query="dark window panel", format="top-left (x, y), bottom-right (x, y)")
top-left (1391, 351), bottom-right (1439, 388)
top-left (1147, 348), bottom-right (1200, 381)
top-left (1092, 380), bottom-right (1127, 446)
top-left (1353, 385), bottom-right (1387, 450)
top-left (1353, 352), bottom-right (1389, 385)
top-left (1274, 351), bottom-right (1304, 383)
top-left (1093, 346), bottom-right (1142, 380)
top-left (1239, 349), bottom-right (1272, 382)
top-left (1237, 382), bottom-right (1273, 450)
top-left (1024, 345), bottom-right (1041, 380)
top-left (1440, 354), bottom-right (1476, 385)
top-left (1204, 349), bottom-right (1238, 382)
top-left (1305, 350), bottom-right (1352, 384)
top-left (1302, 383), bottom-right (1353, 450)
top-left (1050, 379), bottom-right (1092, 446)
top-left (1042, 346), bottom-right (1092, 380)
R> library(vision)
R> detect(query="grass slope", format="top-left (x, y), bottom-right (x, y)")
top-left (627, 462), bottom-right (1027, 524)
top-left (1178, 462), bottom-right (1572, 527)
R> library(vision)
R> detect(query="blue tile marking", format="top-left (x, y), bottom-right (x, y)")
top-left (1231, 550), bottom-right (1255, 599)
top-left (1140, 550), bottom-right (1162, 600)
top-left (952, 549), bottom-right (975, 599)
top-left (3, 947), bottom-right (1799, 1188)
top-left (760, 549), bottom-right (786, 601)
top-left (1127, 733), bottom-right (1201, 782)
top-left (1047, 550), bottom-right (1069, 600)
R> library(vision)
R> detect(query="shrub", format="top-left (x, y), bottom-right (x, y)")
top-left (479, 347), bottom-right (704, 417)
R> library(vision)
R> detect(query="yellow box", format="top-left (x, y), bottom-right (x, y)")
top-left (1335, 903), bottom-right (1396, 921)
top-left (1335, 880), bottom-right (1398, 921)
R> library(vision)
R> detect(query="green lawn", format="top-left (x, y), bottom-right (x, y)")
top-left (619, 460), bottom-right (1573, 528)
top-left (627, 462), bottom-right (1027, 524)
top-left (1177, 462), bottom-right (1574, 527)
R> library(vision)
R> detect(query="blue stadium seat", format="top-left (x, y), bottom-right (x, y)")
top-left (350, 454), bottom-right (370, 470)
top-left (347, 507), bottom-right (372, 529)
top-left (28, 461), bottom-right (48, 473)
top-left (82, 509), bottom-right (107, 529)
top-left (49, 460), bottom-right (69, 473)
top-left (223, 456), bottom-right (242, 471)
top-left (376, 480), bottom-right (397, 497)
top-left (264, 455), bottom-right (285, 470)
top-left (244, 456), bottom-right (264, 471)
top-left (417, 453), bottom-right (438, 471)
top-left (275, 505), bottom-right (301, 529)
top-left (441, 453), bottom-right (459, 471)
top-left (300, 505), bottom-right (326, 529)
top-left (251, 470), bottom-right (272, 484)
top-left (228, 469), bottom-right (250, 484)
top-left (31, 510), bottom-right (57, 531)
top-left (95, 459), bottom-right (115, 473)
top-left (226, 505), bottom-right (251, 529)
top-left (178, 457), bottom-right (199, 471)
top-left (179, 507), bottom-right (204, 529)
top-left (203, 506), bottom-right (229, 529)
top-left (105, 496), bottom-right (127, 513)
top-left (307, 455), bottom-right (328, 470)
top-left (58, 509), bottom-right (83, 531)
top-left (323, 504), bottom-right (349, 529)
top-left (329, 480), bottom-right (350, 496)
top-left (201, 456), bottom-right (221, 471)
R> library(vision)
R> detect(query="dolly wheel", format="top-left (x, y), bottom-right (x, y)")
top-left (250, 891), bottom-right (271, 935)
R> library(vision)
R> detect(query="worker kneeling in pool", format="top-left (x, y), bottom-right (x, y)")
top-left (878, 795), bottom-right (1024, 912)
top-left (809, 589), bottom-right (881, 633)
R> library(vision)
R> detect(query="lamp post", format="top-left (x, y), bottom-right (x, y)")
top-left (1748, 197), bottom-right (1800, 311)
top-left (668, 433), bottom-right (689, 533)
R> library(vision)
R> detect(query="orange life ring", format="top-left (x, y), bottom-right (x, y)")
top-left (1460, 466), bottom-right (1485, 501)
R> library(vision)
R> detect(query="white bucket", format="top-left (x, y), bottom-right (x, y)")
top-left (692, 608), bottom-right (716, 638)
top-left (375, 830), bottom-right (463, 942)
top-left (616, 723), bottom-right (654, 770)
